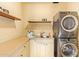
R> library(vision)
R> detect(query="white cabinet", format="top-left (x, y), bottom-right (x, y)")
top-left (30, 38), bottom-right (54, 57)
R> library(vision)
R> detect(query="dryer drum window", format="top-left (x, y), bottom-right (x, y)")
top-left (61, 15), bottom-right (78, 32)
top-left (62, 17), bottom-right (75, 30)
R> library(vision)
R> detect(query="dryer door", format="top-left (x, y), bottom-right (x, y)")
top-left (61, 43), bottom-right (78, 57)
top-left (61, 15), bottom-right (78, 32)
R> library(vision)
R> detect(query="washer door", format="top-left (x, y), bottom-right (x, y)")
top-left (61, 15), bottom-right (78, 32)
top-left (61, 43), bottom-right (78, 57)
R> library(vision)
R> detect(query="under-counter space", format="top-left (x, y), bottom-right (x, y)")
top-left (30, 38), bottom-right (54, 57)
top-left (0, 36), bottom-right (30, 57)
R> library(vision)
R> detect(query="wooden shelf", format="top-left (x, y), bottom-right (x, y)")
top-left (28, 21), bottom-right (51, 23)
top-left (0, 11), bottom-right (21, 20)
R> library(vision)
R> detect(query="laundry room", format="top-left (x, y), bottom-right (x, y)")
top-left (0, 2), bottom-right (79, 57)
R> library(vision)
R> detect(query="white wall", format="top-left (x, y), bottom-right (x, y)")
top-left (22, 3), bottom-right (67, 21)
top-left (0, 2), bottom-right (22, 19)
top-left (0, 2), bottom-right (25, 43)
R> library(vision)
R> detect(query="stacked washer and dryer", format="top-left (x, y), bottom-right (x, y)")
top-left (53, 11), bottom-right (79, 57)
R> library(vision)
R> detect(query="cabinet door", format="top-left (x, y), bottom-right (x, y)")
top-left (30, 38), bottom-right (54, 57)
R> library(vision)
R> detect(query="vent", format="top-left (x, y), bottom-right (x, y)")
top-left (52, 2), bottom-right (59, 4)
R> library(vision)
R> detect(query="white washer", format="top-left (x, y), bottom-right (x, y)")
top-left (61, 43), bottom-right (78, 57)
